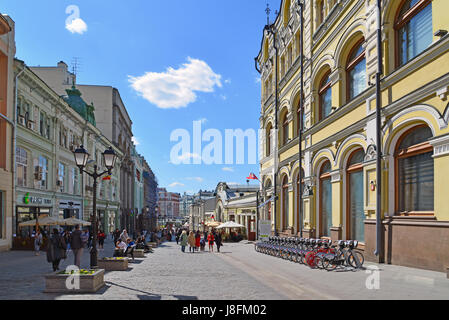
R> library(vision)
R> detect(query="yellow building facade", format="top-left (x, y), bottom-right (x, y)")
top-left (257, 0), bottom-right (449, 272)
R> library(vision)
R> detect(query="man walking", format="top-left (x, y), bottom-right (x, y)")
top-left (70, 225), bottom-right (84, 268)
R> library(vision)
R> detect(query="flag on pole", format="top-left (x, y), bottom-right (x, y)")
top-left (246, 172), bottom-right (259, 181)
top-left (102, 174), bottom-right (111, 181)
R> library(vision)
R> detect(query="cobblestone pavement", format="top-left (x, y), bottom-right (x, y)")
top-left (0, 239), bottom-right (448, 300)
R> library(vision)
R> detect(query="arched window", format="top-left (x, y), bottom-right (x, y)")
top-left (319, 161), bottom-right (332, 237)
top-left (282, 114), bottom-right (289, 146)
top-left (346, 149), bottom-right (365, 242)
top-left (395, 125), bottom-right (434, 214)
top-left (319, 71), bottom-right (332, 121)
top-left (396, 0), bottom-right (433, 67)
top-left (266, 123), bottom-right (272, 157)
top-left (282, 175), bottom-right (289, 231)
top-left (346, 40), bottom-right (366, 100)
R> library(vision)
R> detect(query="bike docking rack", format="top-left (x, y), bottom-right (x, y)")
top-left (255, 236), bottom-right (365, 272)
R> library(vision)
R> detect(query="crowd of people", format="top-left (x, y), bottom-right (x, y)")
top-left (176, 228), bottom-right (223, 253)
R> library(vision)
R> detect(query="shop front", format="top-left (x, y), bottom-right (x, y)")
top-left (14, 191), bottom-right (54, 250)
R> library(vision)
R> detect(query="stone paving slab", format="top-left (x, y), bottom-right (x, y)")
top-left (1, 239), bottom-right (448, 300)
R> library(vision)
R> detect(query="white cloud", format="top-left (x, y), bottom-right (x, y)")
top-left (222, 167), bottom-right (234, 172)
top-left (129, 57), bottom-right (222, 109)
top-left (186, 177), bottom-right (204, 182)
top-left (224, 79), bottom-right (231, 84)
top-left (220, 94), bottom-right (227, 101)
top-left (66, 18), bottom-right (88, 34)
top-left (169, 182), bottom-right (185, 188)
top-left (132, 137), bottom-right (140, 146)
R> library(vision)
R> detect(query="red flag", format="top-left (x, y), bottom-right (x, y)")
top-left (102, 174), bottom-right (111, 181)
top-left (246, 173), bottom-right (259, 180)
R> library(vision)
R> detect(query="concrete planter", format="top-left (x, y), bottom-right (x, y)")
top-left (44, 269), bottom-right (105, 294)
top-left (148, 242), bottom-right (158, 248)
top-left (98, 258), bottom-right (129, 271)
top-left (134, 249), bottom-right (145, 258)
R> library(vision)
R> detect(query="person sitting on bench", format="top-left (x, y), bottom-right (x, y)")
top-left (124, 238), bottom-right (136, 261)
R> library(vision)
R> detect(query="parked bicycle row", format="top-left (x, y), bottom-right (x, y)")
top-left (255, 237), bottom-right (365, 271)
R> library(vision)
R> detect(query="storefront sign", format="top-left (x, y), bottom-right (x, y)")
top-left (23, 193), bottom-right (52, 205)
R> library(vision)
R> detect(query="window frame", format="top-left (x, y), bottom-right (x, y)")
top-left (394, 125), bottom-right (434, 216)
top-left (345, 149), bottom-right (365, 241)
top-left (346, 39), bottom-right (366, 102)
top-left (282, 114), bottom-right (289, 146)
top-left (318, 70), bottom-right (332, 121)
top-left (282, 176), bottom-right (289, 231)
top-left (319, 161), bottom-right (332, 237)
top-left (394, 0), bottom-right (433, 68)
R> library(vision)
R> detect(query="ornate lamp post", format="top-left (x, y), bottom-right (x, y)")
top-left (73, 145), bottom-right (117, 268)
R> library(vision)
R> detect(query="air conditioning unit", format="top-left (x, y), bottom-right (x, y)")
top-left (18, 116), bottom-right (25, 126)
top-left (34, 166), bottom-right (42, 180)
top-left (27, 120), bottom-right (34, 130)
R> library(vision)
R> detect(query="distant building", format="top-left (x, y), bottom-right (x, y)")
top-left (179, 193), bottom-right (195, 218)
top-left (0, 14), bottom-right (15, 251)
top-left (142, 160), bottom-right (158, 231)
top-left (157, 188), bottom-right (181, 221)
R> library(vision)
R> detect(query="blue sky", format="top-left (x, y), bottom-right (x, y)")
top-left (2, 0), bottom-right (281, 194)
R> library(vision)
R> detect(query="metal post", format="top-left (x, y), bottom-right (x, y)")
top-left (374, 0), bottom-right (384, 262)
top-left (298, 0), bottom-right (304, 238)
top-left (91, 165), bottom-right (98, 268)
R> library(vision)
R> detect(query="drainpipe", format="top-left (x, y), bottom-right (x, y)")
top-left (297, 0), bottom-right (304, 238)
top-left (374, 0), bottom-right (384, 262)
top-left (12, 66), bottom-right (25, 239)
top-left (266, 25), bottom-right (279, 237)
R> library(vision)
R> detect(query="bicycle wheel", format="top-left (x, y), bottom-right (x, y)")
top-left (348, 250), bottom-right (365, 269)
top-left (313, 255), bottom-right (323, 269)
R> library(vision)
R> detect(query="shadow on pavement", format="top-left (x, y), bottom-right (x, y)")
top-left (173, 295), bottom-right (198, 300)
top-left (105, 281), bottom-right (162, 299)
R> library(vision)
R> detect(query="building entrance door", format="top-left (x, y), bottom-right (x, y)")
top-left (247, 217), bottom-right (256, 241)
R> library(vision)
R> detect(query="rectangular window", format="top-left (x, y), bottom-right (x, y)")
top-left (16, 147), bottom-right (28, 187)
top-left (72, 167), bottom-right (78, 195)
top-left (39, 156), bottom-right (48, 190)
top-left (398, 152), bottom-right (434, 212)
top-left (58, 163), bottom-right (65, 193)
top-left (40, 112), bottom-right (45, 137)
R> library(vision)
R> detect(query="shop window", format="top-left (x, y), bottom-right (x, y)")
top-left (395, 125), bottom-right (434, 214)
top-left (319, 71), bottom-right (332, 121)
top-left (346, 149), bottom-right (365, 242)
top-left (282, 176), bottom-right (289, 230)
top-left (319, 160), bottom-right (332, 237)
top-left (296, 169), bottom-right (305, 233)
top-left (347, 40), bottom-right (366, 101)
top-left (16, 147), bottom-right (28, 187)
top-left (396, 0), bottom-right (433, 67)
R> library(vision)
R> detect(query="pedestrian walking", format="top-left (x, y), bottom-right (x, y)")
top-left (98, 230), bottom-right (106, 249)
top-left (46, 228), bottom-right (67, 271)
top-left (175, 229), bottom-right (181, 244)
top-left (70, 225), bottom-right (84, 268)
top-left (180, 230), bottom-right (188, 253)
top-left (195, 231), bottom-right (201, 252)
top-left (207, 231), bottom-right (215, 252)
top-left (34, 230), bottom-right (43, 256)
top-left (215, 231), bottom-right (223, 253)
top-left (187, 231), bottom-right (196, 253)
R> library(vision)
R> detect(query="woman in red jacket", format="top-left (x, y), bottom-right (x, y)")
top-left (207, 232), bottom-right (215, 252)
top-left (195, 231), bottom-right (201, 252)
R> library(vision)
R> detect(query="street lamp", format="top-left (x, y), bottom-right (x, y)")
top-left (74, 145), bottom-right (117, 268)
